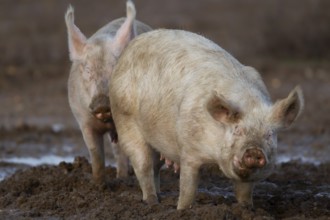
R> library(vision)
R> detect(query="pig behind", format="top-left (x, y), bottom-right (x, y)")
top-left (65, 0), bottom-right (152, 183)
top-left (109, 29), bottom-right (304, 209)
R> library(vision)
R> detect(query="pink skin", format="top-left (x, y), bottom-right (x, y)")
top-left (160, 155), bottom-right (180, 173)
top-left (65, 1), bottom-right (152, 182)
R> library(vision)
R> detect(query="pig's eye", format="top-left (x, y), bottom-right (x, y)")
top-left (85, 65), bottom-right (91, 74)
top-left (265, 131), bottom-right (273, 140)
top-left (233, 125), bottom-right (244, 136)
top-left (82, 64), bottom-right (93, 80)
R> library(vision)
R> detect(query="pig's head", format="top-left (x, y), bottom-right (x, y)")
top-left (65, 1), bottom-right (136, 123)
top-left (208, 86), bottom-right (304, 182)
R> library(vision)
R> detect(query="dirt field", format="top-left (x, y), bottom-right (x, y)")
top-left (0, 0), bottom-right (329, 219)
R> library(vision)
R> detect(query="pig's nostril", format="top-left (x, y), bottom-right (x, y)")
top-left (242, 148), bottom-right (266, 169)
top-left (258, 157), bottom-right (265, 167)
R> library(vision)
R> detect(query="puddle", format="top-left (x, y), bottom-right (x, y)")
top-left (0, 155), bottom-right (75, 181)
top-left (0, 155), bottom-right (118, 181)
top-left (0, 155), bottom-right (75, 167)
top-left (277, 143), bottom-right (330, 165)
top-left (276, 155), bottom-right (322, 165)
top-left (199, 186), bottom-right (235, 199)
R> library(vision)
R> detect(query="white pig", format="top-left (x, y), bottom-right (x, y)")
top-left (109, 29), bottom-right (304, 209)
top-left (65, 0), bottom-right (152, 183)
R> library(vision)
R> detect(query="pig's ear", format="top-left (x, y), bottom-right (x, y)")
top-left (271, 86), bottom-right (304, 129)
top-left (65, 5), bottom-right (87, 61)
top-left (207, 94), bottom-right (242, 124)
top-left (112, 0), bottom-right (136, 57)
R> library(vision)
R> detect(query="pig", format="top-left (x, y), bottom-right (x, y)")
top-left (109, 29), bottom-right (304, 209)
top-left (65, 0), bottom-right (152, 183)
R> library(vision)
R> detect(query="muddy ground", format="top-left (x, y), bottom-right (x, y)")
top-left (0, 0), bottom-right (329, 219)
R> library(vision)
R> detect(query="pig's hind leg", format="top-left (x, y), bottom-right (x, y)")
top-left (117, 123), bottom-right (159, 205)
top-left (109, 140), bottom-right (130, 178)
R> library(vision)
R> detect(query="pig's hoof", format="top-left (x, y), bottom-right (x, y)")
top-left (116, 171), bottom-right (129, 178)
top-left (92, 175), bottom-right (106, 185)
top-left (238, 202), bottom-right (254, 211)
top-left (144, 195), bottom-right (159, 205)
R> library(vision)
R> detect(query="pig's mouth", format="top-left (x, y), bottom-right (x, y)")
top-left (233, 148), bottom-right (267, 180)
top-left (91, 109), bottom-right (118, 143)
top-left (89, 95), bottom-right (112, 123)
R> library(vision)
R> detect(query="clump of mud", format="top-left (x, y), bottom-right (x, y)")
top-left (0, 157), bottom-right (329, 219)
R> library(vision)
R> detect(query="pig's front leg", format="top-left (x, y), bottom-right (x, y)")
top-left (81, 125), bottom-right (105, 183)
top-left (177, 158), bottom-right (201, 209)
top-left (109, 139), bottom-right (129, 178)
top-left (233, 181), bottom-right (254, 206)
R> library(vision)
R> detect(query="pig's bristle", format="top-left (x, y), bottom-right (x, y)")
top-left (126, 0), bottom-right (136, 20)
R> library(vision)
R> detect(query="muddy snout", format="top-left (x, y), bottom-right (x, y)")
top-left (234, 148), bottom-right (268, 179)
top-left (242, 148), bottom-right (266, 169)
top-left (89, 95), bottom-right (112, 122)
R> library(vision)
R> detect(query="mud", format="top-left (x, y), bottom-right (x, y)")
top-left (0, 0), bottom-right (329, 219)
top-left (0, 157), bottom-right (329, 219)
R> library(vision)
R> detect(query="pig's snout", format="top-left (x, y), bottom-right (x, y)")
top-left (89, 95), bottom-right (112, 123)
top-left (233, 148), bottom-right (267, 179)
top-left (242, 148), bottom-right (266, 169)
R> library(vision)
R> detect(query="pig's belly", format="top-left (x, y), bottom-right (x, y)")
top-left (142, 127), bottom-right (181, 163)
top-left (137, 102), bottom-right (181, 162)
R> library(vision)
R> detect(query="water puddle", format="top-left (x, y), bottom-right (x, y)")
top-left (0, 155), bottom-right (75, 181)
top-left (0, 155), bottom-right (118, 181)
top-left (276, 155), bottom-right (322, 165)
top-left (0, 155), bottom-right (75, 167)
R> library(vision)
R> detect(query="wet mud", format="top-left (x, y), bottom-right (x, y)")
top-left (0, 157), bottom-right (329, 219)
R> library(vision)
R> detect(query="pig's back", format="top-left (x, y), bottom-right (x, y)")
top-left (91, 18), bottom-right (152, 40)
top-left (110, 29), bottom-right (270, 155)
top-left (111, 29), bottom-right (248, 114)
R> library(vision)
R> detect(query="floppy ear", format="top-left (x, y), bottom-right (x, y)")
top-left (111, 0), bottom-right (136, 57)
top-left (271, 86), bottom-right (304, 129)
top-left (65, 5), bottom-right (87, 61)
top-left (207, 94), bottom-right (242, 124)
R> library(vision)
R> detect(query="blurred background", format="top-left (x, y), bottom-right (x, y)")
top-left (0, 0), bottom-right (329, 166)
